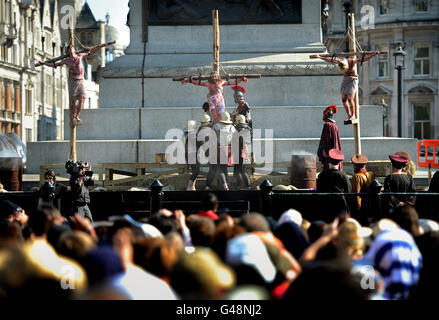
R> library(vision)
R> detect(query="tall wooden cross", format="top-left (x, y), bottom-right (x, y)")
top-left (173, 10), bottom-right (261, 83)
top-left (69, 17), bottom-right (77, 162)
top-left (310, 13), bottom-right (387, 156)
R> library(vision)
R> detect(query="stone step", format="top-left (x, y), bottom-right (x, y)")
top-left (65, 105), bottom-right (384, 140)
top-left (99, 75), bottom-right (342, 109)
top-left (26, 137), bottom-right (417, 174)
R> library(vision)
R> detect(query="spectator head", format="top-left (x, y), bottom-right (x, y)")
top-left (0, 221), bottom-right (23, 249)
top-left (80, 246), bottom-right (125, 288)
top-left (201, 193), bottom-right (219, 212)
top-left (57, 230), bottom-right (96, 261)
top-left (0, 200), bottom-right (28, 226)
top-left (133, 237), bottom-right (178, 282)
top-left (240, 213), bottom-right (270, 233)
top-left (166, 231), bottom-right (185, 255)
top-left (335, 219), bottom-right (367, 259)
top-left (147, 213), bottom-right (180, 236)
top-left (187, 216), bottom-right (216, 247)
top-left (44, 169), bottom-right (56, 182)
top-left (392, 205), bottom-right (422, 237)
top-left (225, 234), bottom-right (276, 287)
top-left (28, 204), bottom-right (61, 238)
top-left (284, 260), bottom-right (368, 301)
top-left (171, 248), bottom-right (235, 299)
top-left (277, 209), bottom-right (303, 227)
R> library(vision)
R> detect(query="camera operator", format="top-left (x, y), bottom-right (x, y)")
top-left (39, 170), bottom-right (67, 210)
top-left (66, 160), bottom-right (94, 222)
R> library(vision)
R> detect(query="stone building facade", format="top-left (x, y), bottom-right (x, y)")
top-left (0, 0), bottom-right (69, 143)
top-left (324, 0), bottom-right (439, 139)
top-left (54, 0), bottom-right (125, 109)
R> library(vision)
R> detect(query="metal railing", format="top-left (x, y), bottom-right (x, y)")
top-left (1, 180), bottom-right (438, 224)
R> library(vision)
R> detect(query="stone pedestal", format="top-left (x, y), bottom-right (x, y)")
top-left (25, 0), bottom-right (418, 174)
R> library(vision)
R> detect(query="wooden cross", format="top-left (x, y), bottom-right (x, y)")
top-left (310, 13), bottom-right (387, 156)
top-left (36, 16), bottom-right (114, 163)
top-left (172, 10), bottom-right (261, 83)
top-left (69, 18), bottom-right (77, 162)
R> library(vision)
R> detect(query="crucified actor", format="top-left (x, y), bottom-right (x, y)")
top-left (181, 73), bottom-right (248, 124)
top-left (311, 51), bottom-right (381, 123)
top-left (37, 41), bottom-right (110, 126)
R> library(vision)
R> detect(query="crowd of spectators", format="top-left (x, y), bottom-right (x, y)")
top-left (0, 183), bottom-right (438, 301)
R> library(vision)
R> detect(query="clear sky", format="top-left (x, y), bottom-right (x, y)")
top-left (86, 0), bottom-right (130, 47)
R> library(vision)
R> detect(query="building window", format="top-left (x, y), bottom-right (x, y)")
top-left (5, 1), bottom-right (11, 24)
top-left (413, 103), bottom-right (431, 139)
top-left (45, 74), bottom-right (53, 105)
top-left (25, 129), bottom-right (33, 143)
top-left (56, 78), bottom-right (62, 108)
top-left (26, 89), bottom-right (32, 115)
top-left (414, 43), bottom-right (430, 75)
top-left (0, 82), bottom-right (4, 110)
top-left (10, 85), bottom-right (14, 111)
top-left (376, 45), bottom-right (389, 78)
top-left (378, 0), bottom-right (389, 15)
top-left (416, 0), bottom-right (428, 12)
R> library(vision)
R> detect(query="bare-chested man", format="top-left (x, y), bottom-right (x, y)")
top-left (37, 42), bottom-right (109, 126)
top-left (311, 51), bottom-right (380, 122)
top-left (181, 73), bottom-right (248, 124)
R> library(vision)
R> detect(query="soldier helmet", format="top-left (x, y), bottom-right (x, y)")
top-left (232, 85), bottom-right (246, 96)
top-left (200, 114), bottom-right (211, 124)
top-left (219, 112), bottom-right (233, 124)
top-left (323, 105), bottom-right (338, 119)
top-left (235, 114), bottom-right (246, 125)
top-left (186, 120), bottom-right (197, 132)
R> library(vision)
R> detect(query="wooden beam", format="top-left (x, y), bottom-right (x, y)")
top-left (310, 51), bottom-right (387, 59)
top-left (172, 74), bottom-right (261, 82)
top-left (212, 10), bottom-right (219, 75)
top-left (348, 13), bottom-right (362, 155)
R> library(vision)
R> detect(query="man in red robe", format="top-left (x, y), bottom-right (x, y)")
top-left (317, 105), bottom-right (343, 171)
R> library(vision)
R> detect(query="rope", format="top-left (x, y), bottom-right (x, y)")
top-left (74, 34), bottom-right (92, 51)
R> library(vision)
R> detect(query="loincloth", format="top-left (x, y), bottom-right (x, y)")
top-left (69, 77), bottom-right (87, 99)
top-left (340, 75), bottom-right (358, 97)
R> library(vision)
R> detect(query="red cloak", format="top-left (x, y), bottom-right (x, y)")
top-left (317, 121), bottom-right (343, 171)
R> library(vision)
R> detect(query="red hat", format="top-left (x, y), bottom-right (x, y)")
top-left (324, 105), bottom-right (338, 116)
top-left (329, 149), bottom-right (344, 162)
top-left (351, 154), bottom-right (368, 165)
top-left (231, 85), bottom-right (246, 94)
top-left (394, 152), bottom-right (411, 163)
top-left (389, 153), bottom-right (409, 164)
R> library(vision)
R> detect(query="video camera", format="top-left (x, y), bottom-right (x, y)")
top-left (65, 160), bottom-right (94, 186)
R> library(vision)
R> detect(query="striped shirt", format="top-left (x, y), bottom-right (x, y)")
top-left (364, 228), bottom-right (422, 300)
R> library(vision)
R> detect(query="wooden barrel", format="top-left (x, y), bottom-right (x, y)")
top-left (0, 157), bottom-right (23, 191)
top-left (290, 154), bottom-right (316, 189)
